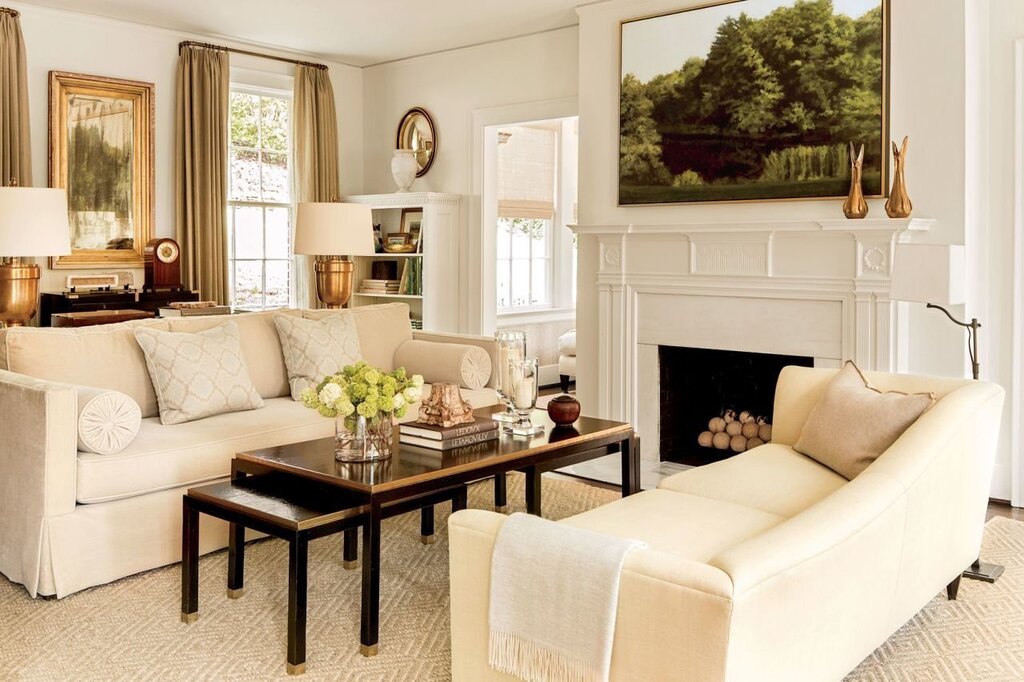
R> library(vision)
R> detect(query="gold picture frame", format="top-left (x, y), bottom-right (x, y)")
top-left (48, 71), bottom-right (155, 268)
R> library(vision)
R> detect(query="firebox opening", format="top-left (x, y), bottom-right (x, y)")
top-left (658, 346), bottom-right (814, 467)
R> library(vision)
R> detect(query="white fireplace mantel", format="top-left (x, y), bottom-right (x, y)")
top-left (570, 217), bottom-right (933, 236)
top-left (569, 217), bottom-right (934, 450)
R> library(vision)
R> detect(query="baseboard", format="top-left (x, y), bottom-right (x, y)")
top-left (539, 363), bottom-right (562, 388)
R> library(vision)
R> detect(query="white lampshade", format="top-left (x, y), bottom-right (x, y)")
top-left (293, 202), bottom-right (375, 257)
top-left (890, 244), bottom-right (966, 305)
top-left (0, 187), bottom-right (72, 257)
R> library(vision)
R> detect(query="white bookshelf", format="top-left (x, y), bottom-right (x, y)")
top-left (342, 192), bottom-right (461, 332)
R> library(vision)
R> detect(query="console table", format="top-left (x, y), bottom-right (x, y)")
top-left (39, 289), bottom-right (200, 327)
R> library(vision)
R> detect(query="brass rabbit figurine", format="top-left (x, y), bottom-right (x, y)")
top-left (843, 142), bottom-right (868, 219)
top-left (885, 136), bottom-right (912, 218)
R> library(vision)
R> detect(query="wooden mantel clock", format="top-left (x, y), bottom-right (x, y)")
top-left (144, 238), bottom-right (183, 290)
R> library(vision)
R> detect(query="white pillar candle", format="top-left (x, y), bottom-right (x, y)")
top-left (497, 346), bottom-right (508, 392)
top-left (513, 376), bottom-right (535, 409)
top-left (505, 346), bottom-right (523, 396)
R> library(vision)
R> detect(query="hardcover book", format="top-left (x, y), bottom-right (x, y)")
top-left (399, 417), bottom-right (498, 441)
top-left (399, 428), bottom-right (499, 451)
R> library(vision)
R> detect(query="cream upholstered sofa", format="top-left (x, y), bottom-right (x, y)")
top-left (0, 303), bottom-right (498, 599)
top-left (449, 366), bottom-right (1004, 681)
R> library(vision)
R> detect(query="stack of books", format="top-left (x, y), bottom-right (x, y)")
top-left (360, 279), bottom-right (401, 295)
top-left (159, 302), bottom-right (231, 317)
top-left (399, 417), bottom-right (499, 451)
top-left (398, 258), bottom-right (423, 296)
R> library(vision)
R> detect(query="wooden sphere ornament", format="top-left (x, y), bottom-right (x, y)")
top-left (741, 421), bottom-right (759, 439)
top-left (709, 417), bottom-right (726, 433)
top-left (725, 421), bottom-right (743, 437)
top-left (712, 432), bottom-right (730, 450)
top-left (417, 383), bottom-right (474, 428)
top-left (697, 431), bottom-right (714, 448)
top-left (730, 435), bottom-right (748, 452)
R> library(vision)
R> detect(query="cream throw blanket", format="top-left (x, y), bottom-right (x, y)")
top-left (488, 513), bottom-right (646, 682)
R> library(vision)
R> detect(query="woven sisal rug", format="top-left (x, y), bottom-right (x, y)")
top-left (0, 474), bottom-right (1020, 680)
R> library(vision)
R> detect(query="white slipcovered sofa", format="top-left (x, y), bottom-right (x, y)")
top-left (449, 366), bottom-right (1004, 681)
top-left (0, 303), bottom-right (498, 598)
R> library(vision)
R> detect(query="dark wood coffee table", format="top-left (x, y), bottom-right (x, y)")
top-left (232, 405), bottom-right (638, 657)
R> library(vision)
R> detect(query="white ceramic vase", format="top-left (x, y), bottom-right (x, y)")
top-left (391, 149), bottom-right (417, 192)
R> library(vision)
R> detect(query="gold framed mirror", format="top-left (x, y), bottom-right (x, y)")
top-left (395, 107), bottom-right (436, 177)
top-left (48, 71), bottom-right (154, 269)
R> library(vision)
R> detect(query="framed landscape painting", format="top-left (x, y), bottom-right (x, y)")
top-left (49, 71), bottom-right (154, 268)
top-left (618, 0), bottom-right (888, 205)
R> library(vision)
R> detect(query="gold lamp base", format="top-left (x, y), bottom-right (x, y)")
top-left (0, 258), bottom-right (40, 327)
top-left (314, 257), bottom-right (354, 309)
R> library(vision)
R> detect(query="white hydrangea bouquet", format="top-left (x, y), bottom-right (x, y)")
top-left (300, 361), bottom-right (424, 462)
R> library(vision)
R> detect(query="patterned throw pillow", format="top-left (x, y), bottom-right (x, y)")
top-left (273, 313), bottom-right (363, 400)
top-left (134, 322), bottom-right (265, 425)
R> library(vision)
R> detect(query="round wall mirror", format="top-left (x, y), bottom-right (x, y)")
top-left (396, 107), bottom-right (436, 177)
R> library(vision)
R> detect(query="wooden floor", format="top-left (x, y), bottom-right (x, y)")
top-left (987, 500), bottom-right (1024, 521)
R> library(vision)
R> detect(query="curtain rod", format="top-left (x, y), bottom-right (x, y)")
top-left (178, 40), bottom-right (327, 71)
top-left (0, 7), bottom-right (20, 17)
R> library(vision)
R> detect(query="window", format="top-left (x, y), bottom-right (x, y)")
top-left (497, 217), bottom-right (552, 308)
top-left (227, 88), bottom-right (292, 309)
top-left (494, 119), bottom-right (578, 314)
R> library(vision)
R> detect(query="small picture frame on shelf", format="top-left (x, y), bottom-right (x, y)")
top-left (401, 208), bottom-right (423, 251)
top-left (372, 223), bottom-right (384, 253)
top-left (386, 234), bottom-right (411, 248)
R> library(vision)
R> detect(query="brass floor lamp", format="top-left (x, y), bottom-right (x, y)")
top-left (892, 244), bottom-right (1004, 583)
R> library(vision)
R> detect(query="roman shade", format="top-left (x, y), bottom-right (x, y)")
top-left (497, 126), bottom-right (556, 220)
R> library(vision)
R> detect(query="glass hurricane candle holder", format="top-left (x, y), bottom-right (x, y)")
top-left (504, 357), bottom-right (544, 437)
top-left (494, 329), bottom-right (527, 423)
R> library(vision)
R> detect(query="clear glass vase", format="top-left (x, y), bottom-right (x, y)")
top-left (335, 414), bottom-right (394, 462)
top-left (495, 330), bottom-right (527, 423)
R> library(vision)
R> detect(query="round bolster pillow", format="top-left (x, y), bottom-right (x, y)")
top-left (392, 340), bottom-right (493, 390)
top-left (76, 386), bottom-right (142, 455)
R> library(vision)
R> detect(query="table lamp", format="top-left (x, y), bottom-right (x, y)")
top-left (890, 243), bottom-right (1003, 583)
top-left (293, 201), bottom-right (375, 309)
top-left (0, 187), bottom-right (72, 327)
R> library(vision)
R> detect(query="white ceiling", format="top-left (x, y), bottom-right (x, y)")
top-left (18, 0), bottom-right (585, 67)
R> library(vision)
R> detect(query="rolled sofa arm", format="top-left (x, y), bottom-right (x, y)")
top-left (448, 509), bottom-right (735, 682)
top-left (411, 331), bottom-right (500, 389)
top-left (0, 369), bottom-right (78, 597)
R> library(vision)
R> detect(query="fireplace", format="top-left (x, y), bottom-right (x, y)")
top-left (658, 346), bottom-right (813, 467)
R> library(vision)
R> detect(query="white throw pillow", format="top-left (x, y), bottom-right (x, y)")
top-left (76, 386), bottom-right (141, 455)
top-left (273, 313), bottom-right (363, 400)
top-left (134, 322), bottom-right (265, 425)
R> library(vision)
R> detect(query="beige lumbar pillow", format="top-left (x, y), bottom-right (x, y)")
top-left (273, 312), bottom-right (363, 400)
top-left (794, 362), bottom-right (934, 480)
top-left (76, 385), bottom-right (142, 455)
top-left (134, 322), bottom-right (264, 425)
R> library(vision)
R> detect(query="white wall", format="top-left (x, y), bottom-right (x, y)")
top-left (361, 27), bottom-right (579, 332)
top-left (977, 0), bottom-right (1024, 503)
top-left (8, 1), bottom-right (363, 293)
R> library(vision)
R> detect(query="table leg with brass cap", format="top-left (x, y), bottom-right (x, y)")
top-left (360, 505), bottom-right (382, 657)
top-left (420, 505), bottom-right (435, 544)
top-left (287, 535), bottom-right (309, 675)
top-left (342, 528), bottom-right (358, 570)
top-left (181, 499), bottom-right (200, 624)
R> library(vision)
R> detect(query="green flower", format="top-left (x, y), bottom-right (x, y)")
top-left (357, 401), bottom-right (376, 418)
top-left (394, 367), bottom-right (407, 381)
top-left (395, 404), bottom-right (408, 419)
top-left (363, 369), bottom-right (381, 386)
top-left (317, 405), bottom-right (337, 418)
top-left (347, 382), bottom-right (368, 401)
top-left (299, 387), bottom-right (318, 409)
top-left (338, 399), bottom-right (355, 417)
